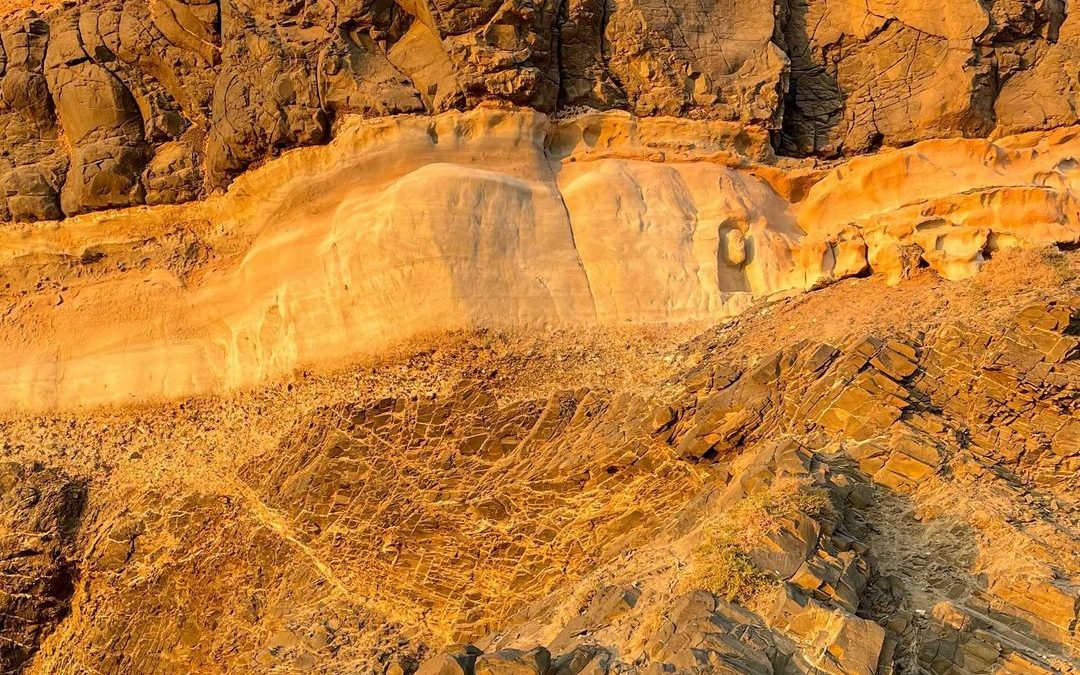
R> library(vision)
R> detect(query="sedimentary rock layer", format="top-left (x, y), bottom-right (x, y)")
top-left (1, 109), bottom-right (1078, 409)
top-left (0, 0), bottom-right (1079, 219)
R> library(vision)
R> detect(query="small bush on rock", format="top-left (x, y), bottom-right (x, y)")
top-left (684, 477), bottom-right (833, 603)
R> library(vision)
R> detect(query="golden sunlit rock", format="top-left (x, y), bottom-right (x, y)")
top-left (0, 1), bottom-right (1077, 674)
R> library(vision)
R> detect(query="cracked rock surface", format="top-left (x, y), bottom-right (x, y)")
top-left (0, 463), bottom-right (84, 673)
top-left (1, 0), bottom-right (1080, 219)
top-left (0, 261), bottom-right (1076, 674)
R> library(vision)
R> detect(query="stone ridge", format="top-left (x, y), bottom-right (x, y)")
top-left (0, 0), bottom-right (1076, 221)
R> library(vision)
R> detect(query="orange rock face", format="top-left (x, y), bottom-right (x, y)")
top-left (0, 268), bottom-right (1076, 674)
top-left (0, 110), bottom-right (1077, 409)
top-left (0, 1), bottom-right (1078, 673)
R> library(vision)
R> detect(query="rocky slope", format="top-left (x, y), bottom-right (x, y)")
top-left (0, 258), bottom-right (1077, 674)
top-left (1, 0), bottom-right (1080, 673)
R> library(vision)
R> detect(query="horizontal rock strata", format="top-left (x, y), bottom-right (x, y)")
top-left (0, 109), bottom-right (1078, 409)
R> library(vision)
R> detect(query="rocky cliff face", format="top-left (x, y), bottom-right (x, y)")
top-left (0, 109), bottom-right (1077, 409)
top-left (1, 0), bottom-right (1079, 673)
top-left (1, 0), bottom-right (1079, 220)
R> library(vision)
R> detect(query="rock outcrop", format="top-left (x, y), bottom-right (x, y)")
top-left (0, 463), bottom-right (84, 672)
top-left (0, 109), bottom-right (1077, 409)
top-left (3, 292), bottom-right (1075, 673)
top-left (0, 1), bottom-right (1078, 672)
top-left (2, 0), bottom-right (1080, 218)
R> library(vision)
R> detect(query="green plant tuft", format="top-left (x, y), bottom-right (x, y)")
top-left (682, 476), bottom-right (833, 604)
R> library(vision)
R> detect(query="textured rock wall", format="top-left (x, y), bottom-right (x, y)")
top-left (1, 109), bottom-right (1077, 409)
top-left (2, 0), bottom-right (1080, 220)
top-left (0, 463), bottom-right (84, 672)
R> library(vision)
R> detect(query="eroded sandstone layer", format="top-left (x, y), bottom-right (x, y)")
top-left (1, 109), bottom-right (1079, 408)
top-left (3, 0), bottom-right (1080, 407)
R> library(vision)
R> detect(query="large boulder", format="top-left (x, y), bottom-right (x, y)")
top-left (605, 0), bottom-right (787, 125)
top-left (0, 16), bottom-right (65, 221)
top-left (778, 0), bottom-right (994, 155)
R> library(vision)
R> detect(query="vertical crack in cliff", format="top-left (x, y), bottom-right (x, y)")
top-left (543, 141), bottom-right (600, 320)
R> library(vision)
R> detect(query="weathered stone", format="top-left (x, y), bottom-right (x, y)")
top-left (989, 576), bottom-right (1079, 639)
top-left (605, 0), bottom-right (787, 125)
top-left (142, 138), bottom-right (202, 205)
top-left (750, 512), bottom-right (821, 578)
top-left (416, 644), bottom-right (484, 675)
top-left (0, 0), bottom-right (1076, 222)
top-left (474, 647), bottom-right (551, 675)
top-left (549, 646), bottom-right (609, 675)
top-left (0, 463), bottom-right (85, 671)
top-left (870, 341), bottom-right (919, 381)
top-left (646, 591), bottom-right (776, 675)
top-left (768, 586), bottom-right (885, 675)
top-left (779, 0), bottom-right (994, 155)
top-left (558, 0), bottom-right (625, 111)
top-left (0, 16), bottom-right (66, 221)
top-left (45, 13), bottom-right (148, 215)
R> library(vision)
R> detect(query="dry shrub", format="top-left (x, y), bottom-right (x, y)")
top-left (683, 476), bottom-right (832, 604)
top-left (977, 245), bottom-right (1079, 293)
top-left (686, 544), bottom-right (770, 604)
